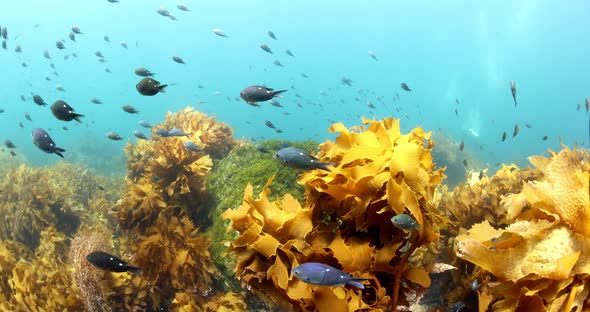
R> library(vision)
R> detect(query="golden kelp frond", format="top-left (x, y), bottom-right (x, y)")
top-left (124, 139), bottom-right (156, 182)
top-left (69, 225), bottom-right (114, 312)
top-left (158, 107), bottom-right (237, 159)
top-left (0, 240), bottom-right (31, 303)
top-left (169, 291), bottom-right (248, 312)
top-left (1, 227), bottom-right (82, 311)
top-left (455, 146), bottom-right (590, 312)
top-left (126, 213), bottom-right (218, 308)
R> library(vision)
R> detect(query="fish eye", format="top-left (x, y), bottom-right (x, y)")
top-left (305, 277), bottom-right (311, 282)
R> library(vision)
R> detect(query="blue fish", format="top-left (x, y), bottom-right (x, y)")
top-left (167, 128), bottom-right (189, 137)
top-left (183, 141), bottom-right (201, 152)
top-left (390, 214), bottom-right (419, 231)
top-left (156, 129), bottom-right (171, 137)
top-left (291, 262), bottom-right (369, 289)
top-left (31, 128), bottom-right (65, 158)
top-left (274, 147), bottom-right (335, 171)
top-left (86, 251), bottom-right (141, 275)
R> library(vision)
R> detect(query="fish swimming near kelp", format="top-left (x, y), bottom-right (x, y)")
top-left (274, 147), bottom-right (335, 171)
top-left (391, 213), bottom-right (420, 231)
top-left (86, 251), bottom-right (142, 274)
top-left (240, 85), bottom-right (286, 105)
top-left (291, 262), bottom-right (369, 289)
top-left (32, 128), bottom-right (65, 158)
top-left (136, 78), bottom-right (167, 96)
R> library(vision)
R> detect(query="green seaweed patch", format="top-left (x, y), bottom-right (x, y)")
top-left (205, 139), bottom-right (318, 288)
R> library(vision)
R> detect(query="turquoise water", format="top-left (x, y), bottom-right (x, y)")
top-left (1, 0), bottom-right (589, 171)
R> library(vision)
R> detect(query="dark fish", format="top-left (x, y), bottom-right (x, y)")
top-left (525, 123), bottom-right (532, 128)
top-left (71, 25), bottom-right (82, 34)
top-left (134, 67), bottom-right (155, 77)
top-left (20, 95), bottom-right (26, 101)
top-left (56, 85), bottom-right (65, 92)
top-left (368, 51), bottom-right (378, 61)
top-left (10, 151), bottom-right (16, 156)
top-left (0, 109), bottom-right (4, 113)
top-left (120, 41), bottom-right (128, 49)
top-left (136, 78), bottom-right (167, 96)
top-left (4, 139), bottom-right (16, 149)
top-left (97, 185), bottom-right (105, 191)
top-left (56, 41), bottom-right (65, 49)
top-left (367, 102), bottom-right (375, 109)
top-left (68, 32), bottom-right (76, 41)
top-left (542, 136), bottom-right (548, 141)
top-left (400, 83), bottom-right (411, 92)
top-left (106, 131), bottom-right (123, 141)
top-left (586, 98), bottom-right (589, 114)
top-left (512, 124), bottom-right (519, 138)
top-left (156, 129), bottom-right (171, 137)
top-left (97, 57), bottom-right (107, 63)
top-left (1, 40), bottom-right (5, 50)
top-left (31, 128), bottom-right (65, 158)
top-left (107, 0), bottom-right (120, 3)
top-left (454, 108), bottom-right (458, 116)
top-left (86, 251), bottom-right (141, 274)
top-left (18, 122), bottom-right (24, 128)
top-left (15, 44), bottom-right (22, 53)
top-left (274, 147), bottom-right (335, 171)
top-left (51, 100), bottom-right (84, 122)
top-left (501, 132), bottom-right (507, 142)
top-left (62, 126), bottom-right (68, 131)
top-left (264, 120), bottom-right (276, 129)
top-left (254, 144), bottom-right (269, 153)
top-left (300, 73), bottom-right (308, 78)
top-left (510, 81), bottom-right (517, 107)
top-left (43, 50), bottom-right (51, 59)
top-left (105, 68), bottom-right (111, 73)
top-left (273, 60), bottom-right (283, 67)
top-left (177, 3), bottom-right (190, 11)
top-left (104, 35), bottom-right (110, 42)
top-left (132, 130), bottom-right (148, 140)
top-left (459, 140), bottom-right (464, 151)
top-left (1, 27), bottom-right (7, 39)
top-left (390, 214), bottom-right (419, 231)
top-left (167, 128), bottom-right (189, 137)
top-left (90, 98), bottom-right (102, 104)
top-left (275, 129), bottom-right (283, 134)
top-left (32, 95), bottom-right (47, 106)
top-left (138, 120), bottom-right (152, 128)
top-left (267, 30), bottom-right (277, 40)
top-left (286, 49), bottom-right (294, 57)
top-left (341, 77), bottom-right (353, 86)
top-left (259, 43), bottom-right (273, 54)
top-left (172, 56), bottom-right (185, 64)
top-left (24, 112), bottom-right (32, 121)
top-left (95, 51), bottom-right (104, 58)
top-left (122, 104), bottom-right (139, 114)
top-left (183, 141), bottom-right (201, 152)
top-left (455, 98), bottom-right (461, 105)
top-left (463, 159), bottom-right (468, 167)
top-left (479, 171), bottom-right (485, 180)
top-left (577, 103), bottom-right (581, 111)
top-left (240, 85), bottom-right (286, 104)
top-left (157, 7), bottom-right (171, 17)
top-left (292, 262), bottom-right (369, 289)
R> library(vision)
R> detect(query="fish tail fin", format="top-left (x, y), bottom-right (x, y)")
top-left (272, 90), bottom-right (287, 98)
top-left (347, 278), bottom-right (370, 289)
top-left (317, 162), bottom-right (336, 172)
top-left (73, 113), bottom-right (85, 123)
top-left (128, 266), bottom-right (143, 275)
top-left (54, 147), bottom-right (66, 158)
top-left (158, 84), bottom-right (168, 93)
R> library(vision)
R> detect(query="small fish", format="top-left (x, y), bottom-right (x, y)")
top-left (259, 43), bottom-right (273, 54)
top-left (479, 170), bottom-right (485, 180)
top-left (1, 40), bottom-right (5, 50)
top-left (463, 159), bottom-right (468, 167)
top-left (542, 136), bottom-right (548, 141)
top-left (510, 80), bottom-right (517, 107)
top-left (273, 60), bottom-right (283, 67)
top-left (274, 147), bottom-right (335, 171)
top-left (104, 35), bottom-right (110, 42)
top-left (172, 56), bottom-right (185, 64)
top-left (585, 98), bottom-right (589, 114)
top-left (132, 130), bottom-right (148, 140)
top-left (167, 128), bottom-right (189, 137)
top-left (212, 28), bottom-right (227, 37)
top-left (151, 175), bottom-right (161, 182)
top-left (292, 262), bottom-right (369, 289)
top-left (56, 84), bottom-right (65, 92)
top-left (459, 140), bottom-right (464, 151)
top-left (52, 100), bottom-right (84, 122)
top-left (33, 95), bottom-right (47, 106)
top-left (390, 214), bottom-right (419, 231)
top-left (68, 32), bottom-right (76, 41)
top-left (285, 49), bottom-right (294, 57)
top-left (71, 25), bottom-right (82, 34)
top-left (135, 67), bottom-right (155, 77)
top-left (0, 109), bottom-right (4, 113)
top-left (267, 30), bottom-right (277, 40)
top-left (269, 100), bottom-right (283, 107)
top-left (105, 68), bottom-right (111, 73)
top-left (341, 77), bottom-right (353, 86)
top-left (23, 112), bottom-right (32, 122)
top-left (97, 57), bottom-right (107, 63)
top-left (183, 141), bottom-right (201, 152)
top-left (300, 73), bottom-right (308, 78)
top-left (156, 129), bottom-right (171, 137)
top-left (10, 151), bottom-right (16, 156)
top-left (86, 251), bottom-right (141, 274)
top-left (62, 126), bottom-right (68, 131)
top-left (254, 144), bottom-right (269, 153)
top-left (525, 123), bottom-right (532, 128)
top-left (264, 120), bottom-right (276, 129)
top-left (106, 131), bottom-right (123, 141)
top-left (15, 44), bottom-right (22, 53)
top-left (95, 51), bottom-right (104, 58)
top-left (32, 128), bottom-right (65, 158)
top-left (240, 85), bottom-right (286, 105)
top-left (120, 41), bottom-right (128, 49)
top-left (55, 41), bottom-right (65, 49)
top-left (107, 0), bottom-right (120, 2)
top-left (455, 98), bottom-right (460, 105)
top-left (501, 131), bottom-right (507, 142)
top-left (122, 104), bottom-right (139, 114)
top-left (400, 83), bottom-right (411, 92)
top-left (4, 139), bottom-right (16, 149)
top-left (138, 120), bottom-right (152, 128)
top-left (577, 103), bottom-right (581, 111)
top-left (367, 102), bottom-right (375, 109)
top-left (97, 185), bottom-right (105, 191)
top-left (157, 7), bottom-right (171, 17)
top-left (454, 108), bottom-right (458, 116)
top-left (18, 122), bottom-right (24, 128)
top-left (90, 98), bottom-right (103, 104)
top-left (177, 3), bottom-right (190, 11)
top-left (43, 50), bottom-right (51, 59)
top-left (368, 51), bottom-right (378, 61)
top-left (1, 27), bottom-right (6, 39)
top-left (512, 124), bottom-right (519, 138)
top-left (136, 78), bottom-right (167, 96)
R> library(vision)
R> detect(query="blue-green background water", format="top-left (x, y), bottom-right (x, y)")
top-left (1, 0), bottom-right (588, 173)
